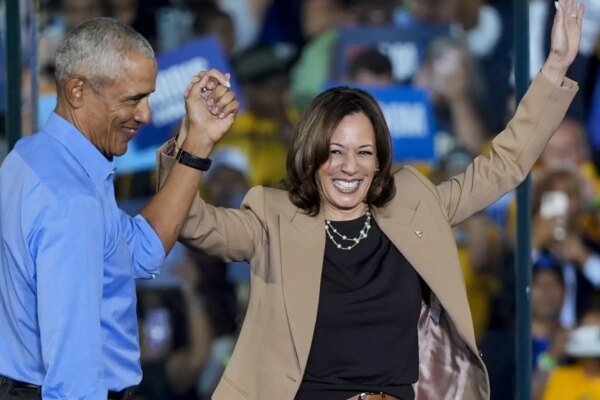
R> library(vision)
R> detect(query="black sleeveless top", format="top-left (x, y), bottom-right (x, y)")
top-left (295, 214), bottom-right (422, 400)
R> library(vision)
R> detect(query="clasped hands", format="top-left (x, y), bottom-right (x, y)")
top-left (178, 69), bottom-right (240, 156)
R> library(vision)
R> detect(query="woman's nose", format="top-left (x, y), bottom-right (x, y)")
top-left (341, 153), bottom-right (358, 174)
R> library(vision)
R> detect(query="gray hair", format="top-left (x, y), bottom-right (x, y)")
top-left (54, 17), bottom-right (155, 88)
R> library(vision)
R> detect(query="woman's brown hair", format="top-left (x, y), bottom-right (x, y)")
top-left (284, 86), bottom-right (396, 215)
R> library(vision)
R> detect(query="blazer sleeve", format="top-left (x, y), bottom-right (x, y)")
top-left (432, 72), bottom-right (578, 226)
top-left (155, 140), bottom-right (267, 262)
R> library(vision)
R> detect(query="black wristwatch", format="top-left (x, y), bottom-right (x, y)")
top-left (176, 148), bottom-right (212, 171)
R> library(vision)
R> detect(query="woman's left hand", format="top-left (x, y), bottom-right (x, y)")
top-left (543, 0), bottom-right (585, 82)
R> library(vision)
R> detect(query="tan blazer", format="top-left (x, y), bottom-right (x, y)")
top-left (158, 73), bottom-right (577, 400)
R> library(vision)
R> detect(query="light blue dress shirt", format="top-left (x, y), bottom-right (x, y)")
top-left (0, 113), bottom-right (166, 399)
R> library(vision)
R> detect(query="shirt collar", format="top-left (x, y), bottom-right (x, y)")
top-left (43, 112), bottom-right (116, 185)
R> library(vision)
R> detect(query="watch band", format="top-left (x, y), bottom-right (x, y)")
top-left (176, 148), bottom-right (212, 171)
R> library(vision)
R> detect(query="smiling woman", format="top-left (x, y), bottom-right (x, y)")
top-left (156, 1), bottom-right (585, 398)
top-left (285, 86), bottom-right (395, 218)
top-left (316, 114), bottom-right (378, 220)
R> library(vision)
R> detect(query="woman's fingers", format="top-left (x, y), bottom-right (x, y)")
top-left (184, 70), bottom-right (237, 119)
top-left (197, 69), bottom-right (231, 90)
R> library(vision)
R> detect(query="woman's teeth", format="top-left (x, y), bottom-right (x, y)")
top-left (333, 180), bottom-right (359, 191)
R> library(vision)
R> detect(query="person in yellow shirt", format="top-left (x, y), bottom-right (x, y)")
top-left (218, 45), bottom-right (298, 188)
top-left (433, 147), bottom-right (502, 341)
top-left (543, 308), bottom-right (600, 400)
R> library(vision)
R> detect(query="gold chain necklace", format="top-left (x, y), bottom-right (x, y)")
top-left (325, 208), bottom-right (372, 250)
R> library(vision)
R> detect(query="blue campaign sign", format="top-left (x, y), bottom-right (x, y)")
top-left (325, 82), bottom-right (435, 162)
top-left (333, 25), bottom-right (448, 83)
top-left (115, 36), bottom-right (239, 173)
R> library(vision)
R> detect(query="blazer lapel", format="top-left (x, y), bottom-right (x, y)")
top-left (375, 200), bottom-right (476, 348)
top-left (280, 210), bottom-right (326, 371)
top-left (374, 201), bottom-right (440, 287)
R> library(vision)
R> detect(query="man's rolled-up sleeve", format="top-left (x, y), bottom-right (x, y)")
top-left (121, 211), bottom-right (166, 279)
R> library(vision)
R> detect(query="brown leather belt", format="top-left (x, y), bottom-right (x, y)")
top-left (346, 393), bottom-right (399, 400)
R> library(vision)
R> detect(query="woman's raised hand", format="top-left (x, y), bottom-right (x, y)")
top-left (542, 0), bottom-right (585, 83)
top-left (183, 69), bottom-right (240, 154)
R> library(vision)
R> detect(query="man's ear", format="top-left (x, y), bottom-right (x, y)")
top-left (62, 76), bottom-right (86, 109)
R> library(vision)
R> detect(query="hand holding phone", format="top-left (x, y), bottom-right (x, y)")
top-left (540, 190), bottom-right (569, 240)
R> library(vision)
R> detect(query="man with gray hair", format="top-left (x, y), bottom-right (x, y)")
top-left (0, 17), bottom-right (239, 400)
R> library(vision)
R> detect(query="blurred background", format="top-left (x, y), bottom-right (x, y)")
top-left (1, 0), bottom-right (600, 398)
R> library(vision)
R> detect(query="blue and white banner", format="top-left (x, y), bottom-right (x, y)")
top-left (333, 25), bottom-right (448, 83)
top-left (115, 35), bottom-right (239, 173)
top-left (325, 82), bottom-right (436, 162)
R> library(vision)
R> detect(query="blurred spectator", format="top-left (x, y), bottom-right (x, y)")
top-left (37, 0), bottom-right (110, 127)
top-left (396, 0), bottom-right (511, 134)
top-left (530, 254), bottom-right (570, 400)
top-left (542, 308), bottom-right (600, 400)
top-left (396, 0), bottom-right (505, 71)
top-left (501, 119), bottom-right (600, 334)
top-left (290, 0), bottom-right (399, 110)
top-left (258, 0), bottom-right (304, 48)
top-left (589, 69), bottom-right (600, 167)
top-left (218, 44), bottom-right (297, 187)
top-left (192, 1), bottom-right (237, 56)
top-left (59, 0), bottom-right (109, 30)
top-left (346, 0), bottom-right (401, 26)
top-left (433, 147), bottom-right (502, 341)
top-left (579, 0), bottom-right (600, 58)
top-left (108, 0), bottom-right (139, 25)
top-left (107, 0), bottom-right (162, 48)
top-left (412, 37), bottom-right (489, 157)
top-left (220, 0), bottom-right (272, 51)
top-left (481, 255), bottom-right (569, 400)
top-left (346, 47), bottom-right (395, 86)
top-left (39, 0), bottom-right (110, 86)
top-left (290, 0), bottom-right (349, 110)
top-left (136, 259), bottom-right (213, 400)
top-left (36, 0), bottom-right (161, 128)
top-left (398, 0), bottom-right (454, 25)
top-left (203, 148), bottom-right (250, 209)
top-left (184, 250), bottom-right (239, 399)
top-left (155, 5), bottom-right (195, 51)
top-left (539, 117), bottom-right (600, 200)
top-left (531, 168), bottom-right (600, 328)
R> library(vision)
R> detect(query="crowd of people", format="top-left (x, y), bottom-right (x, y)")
top-left (0, 0), bottom-right (600, 399)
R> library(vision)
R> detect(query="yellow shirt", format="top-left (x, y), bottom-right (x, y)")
top-left (543, 365), bottom-right (600, 400)
top-left (217, 111), bottom-right (297, 188)
top-left (455, 221), bottom-right (501, 341)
